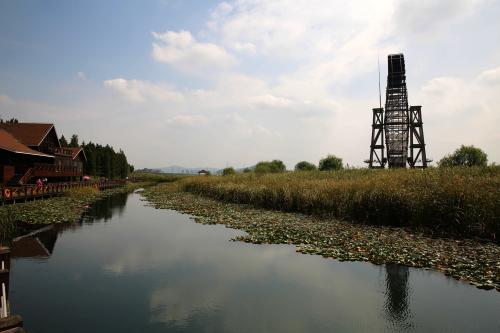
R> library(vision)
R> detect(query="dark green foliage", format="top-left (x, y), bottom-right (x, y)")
top-left (0, 117), bottom-right (19, 124)
top-left (222, 167), bottom-right (236, 176)
top-left (439, 145), bottom-right (488, 167)
top-left (81, 142), bottom-right (133, 179)
top-left (295, 161), bottom-right (317, 171)
top-left (59, 135), bottom-right (68, 146)
top-left (255, 160), bottom-right (286, 173)
top-left (69, 134), bottom-right (79, 147)
top-left (242, 168), bottom-right (252, 173)
top-left (318, 155), bottom-right (343, 171)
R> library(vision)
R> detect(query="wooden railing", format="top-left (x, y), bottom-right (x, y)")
top-left (32, 163), bottom-right (82, 177)
top-left (18, 168), bottom-right (34, 186)
top-left (0, 180), bottom-right (126, 203)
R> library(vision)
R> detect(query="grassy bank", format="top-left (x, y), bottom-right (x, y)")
top-left (143, 183), bottom-right (500, 291)
top-left (180, 167), bottom-right (500, 241)
top-left (0, 181), bottom-right (150, 241)
top-left (132, 172), bottom-right (186, 183)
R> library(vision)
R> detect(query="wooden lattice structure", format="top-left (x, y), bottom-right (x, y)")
top-left (367, 54), bottom-right (428, 168)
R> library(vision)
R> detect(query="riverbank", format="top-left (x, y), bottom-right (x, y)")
top-left (0, 181), bottom-right (151, 242)
top-left (142, 183), bottom-right (500, 291)
top-left (181, 167), bottom-right (500, 242)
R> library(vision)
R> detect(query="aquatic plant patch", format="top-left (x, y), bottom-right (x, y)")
top-left (142, 183), bottom-right (500, 292)
top-left (0, 182), bottom-right (152, 239)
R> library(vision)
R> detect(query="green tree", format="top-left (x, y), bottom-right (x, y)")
top-left (69, 134), bottom-right (79, 147)
top-left (319, 155), bottom-right (343, 171)
top-left (59, 135), bottom-right (68, 146)
top-left (255, 160), bottom-right (286, 173)
top-left (81, 141), bottom-right (131, 179)
top-left (438, 145), bottom-right (488, 167)
top-left (222, 167), bottom-right (236, 176)
top-left (294, 161), bottom-right (317, 171)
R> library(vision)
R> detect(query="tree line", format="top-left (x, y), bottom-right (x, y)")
top-left (60, 134), bottom-right (134, 179)
top-left (219, 145), bottom-right (492, 176)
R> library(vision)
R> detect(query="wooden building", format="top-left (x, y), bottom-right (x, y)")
top-left (0, 123), bottom-right (86, 185)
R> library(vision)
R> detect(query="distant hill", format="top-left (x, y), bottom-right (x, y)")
top-left (138, 165), bottom-right (255, 175)
top-left (159, 166), bottom-right (221, 174)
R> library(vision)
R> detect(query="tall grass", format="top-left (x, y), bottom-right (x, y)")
top-left (181, 167), bottom-right (500, 241)
top-left (132, 172), bottom-right (186, 183)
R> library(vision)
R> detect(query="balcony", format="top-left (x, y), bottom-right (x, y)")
top-left (32, 163), bottom-right (82, 178)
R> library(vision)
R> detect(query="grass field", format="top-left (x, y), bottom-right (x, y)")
top-left (179, 167), bottom-right (500, 241)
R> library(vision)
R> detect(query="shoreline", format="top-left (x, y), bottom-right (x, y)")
top-left (142, 183), bottom-right (500, 292)
top-left (0, 181), bottom-right (152, 242)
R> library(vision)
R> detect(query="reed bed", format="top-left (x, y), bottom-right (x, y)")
top-left (181, 167), bottom-right (500, 241)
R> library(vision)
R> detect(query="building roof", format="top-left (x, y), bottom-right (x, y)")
top-left (55, 147), bottom-right (87, 162)
top-left (0, 122), bottom-right (58, 147)
top-left (0, 129), bottom-right (54, 158)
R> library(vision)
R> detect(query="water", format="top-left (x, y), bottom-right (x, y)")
top-left (9, 192), bottom-right (500, 332)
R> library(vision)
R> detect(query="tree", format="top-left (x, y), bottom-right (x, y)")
top-left (222, 167), bottom-right (236, 176)
top-left (255, 160), bottom-right (286, 173)
top-left (438, 145), bottom-right (488, 167)
top-left (0, 118), bottom-right (19, 124)
top-left (319, 155), bottom-right (343, 171)
top-left (295, 161), bottom-right (317, 171)
top-left (59, 135), bottom-right (68, 146)
top-left (69, 134), bottom-right (79, 147)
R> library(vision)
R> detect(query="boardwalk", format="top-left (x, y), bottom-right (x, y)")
top-left (0, 180), bottom-right (126, 204)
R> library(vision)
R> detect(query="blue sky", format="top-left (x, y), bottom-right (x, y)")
top-left (1, 0), bottom-right (499, 168)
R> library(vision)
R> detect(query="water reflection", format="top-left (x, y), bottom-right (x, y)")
top-left (82, 191), bottom-right (129, 222)
top-left (11, 227), bottom-right (58, 259)
top-left (11, 193), bottom-right (129, 260)
top-left (8, 192), bottom-right (500, 333)
top-left (384, 264), bottom-right (413, 331)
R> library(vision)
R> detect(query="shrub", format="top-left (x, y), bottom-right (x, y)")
top-left (222, 167), bottom-right (236, 176)
top-left (255, 160), bottom-right (286, 173)
top-left (439, 145), bottom-right (488, 167)
top-left (295, 161), bottom-right (317, 171)
top-left (318, 155), bottom-right (343, 171)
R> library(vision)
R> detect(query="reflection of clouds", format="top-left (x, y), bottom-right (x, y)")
top-left (146, 247), bottom-right (385, 332)
top-left (150, 283), bottom-right (225, 325)
top-left (100, 196), bottom-right (388, 331)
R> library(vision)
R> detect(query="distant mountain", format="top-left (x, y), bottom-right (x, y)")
top-left (159, 166), bottom-right (221, 174)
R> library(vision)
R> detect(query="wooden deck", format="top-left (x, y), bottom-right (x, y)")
top-left (0, 180), bottom-right (126, 203)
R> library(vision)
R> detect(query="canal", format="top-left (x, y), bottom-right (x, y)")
top-left (9, 191), bottom-right (500, 332)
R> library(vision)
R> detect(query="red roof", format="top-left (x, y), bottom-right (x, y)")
top-left (56, 147), bottom-right (87, 162)
top-left (0, 129), bottom-right (54, 158)
top-left (0, 122), bottom-right (57, 147)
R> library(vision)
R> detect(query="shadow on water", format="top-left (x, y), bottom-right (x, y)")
top-left (11, 192), bottom-right (130, 260)
top-left (82, 191), bottom-right (129, 223)
top-left (384, 264), bottom-right (413, 331)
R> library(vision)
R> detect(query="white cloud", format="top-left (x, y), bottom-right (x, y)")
top-left (152, 30), bottom-right (237, 73)
top-left (394, 0), bottom-right (490, 35)
top-left (415, 67), bottom-right (500, 162)
top-left (104, 78), bottom-right (184, 103)
top-left (166, 114), bottom-right (207, 126)
top-left (76, 71), bottom-right (86, 80)
top-left (250, 94), bottom-right (292, 108)
top-left (4, 0), bottom-right (499, 168)
top-left (476, 66), bottom-right (500, 85)
top-left (0, 94), bottom-right (15, 105)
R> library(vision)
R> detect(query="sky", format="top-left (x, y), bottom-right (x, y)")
top-left (1, 0), bottom-right (499, 169)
